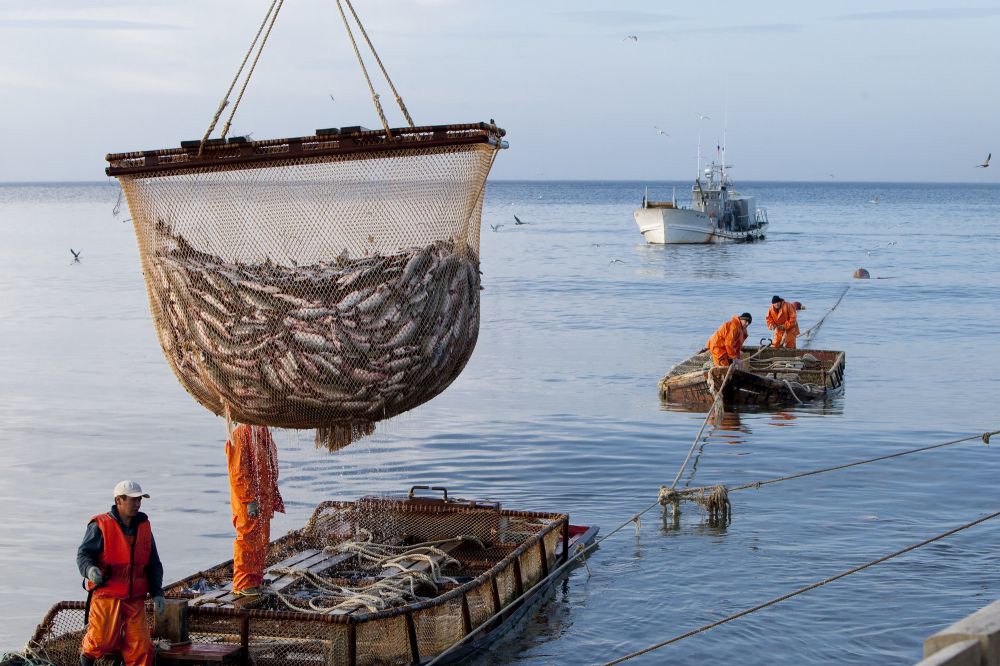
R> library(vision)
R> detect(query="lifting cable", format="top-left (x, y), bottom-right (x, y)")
top-left (602, 509), bottom-right (1000, 665)
top-left (341, 0), bottom-right (415, 128)
top-left (425, 428), bottom-right (997, 666)
top-left (198, 0), bottom-right (284, 155)
top-left (335, 0), bottom-right (392, 135)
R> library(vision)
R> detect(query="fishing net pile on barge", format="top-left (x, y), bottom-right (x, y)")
top-left (28, 493), bottom-right (571, 666)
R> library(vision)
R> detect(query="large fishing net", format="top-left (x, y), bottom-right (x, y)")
top-left (108, 126), bottom-right (504, 446)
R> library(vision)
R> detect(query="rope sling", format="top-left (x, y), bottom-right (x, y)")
top-left (105, 1), bottom-right (507, 448)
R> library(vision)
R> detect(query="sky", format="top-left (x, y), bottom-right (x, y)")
top-left (0, 0), bottom-right (998, 183)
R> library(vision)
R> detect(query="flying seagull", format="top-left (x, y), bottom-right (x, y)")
top-left (70, 249), bottom-right (81, 263)
top-left (609, 258), bottom-right (624, 265)
top-left (976, 153), bottom-right (991, 168)
top-left (513, 215), bottom-right (529, 225)
top-left (653, 126), bottom-right (669, 136)
top-left (695, 113), bottom-right (711, 121)
top-left (490, 224), bottom-right (503, 232)
top-left (623, 35), bottom-right (638, 42)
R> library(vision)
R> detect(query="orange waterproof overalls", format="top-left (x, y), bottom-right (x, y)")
top-left (707, 315), bottom-right (749, 367)
top-left (227, 424), bottom-right (285, 592)
top-left (81, 514), bottom-right (155, 666)
top-left (766, 301), bottom-right (800, 349)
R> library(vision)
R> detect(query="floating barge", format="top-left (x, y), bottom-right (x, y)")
top-left (26, 488), bottom-right (597, 666)
top-left (659, 346), bottom-right (846, 407)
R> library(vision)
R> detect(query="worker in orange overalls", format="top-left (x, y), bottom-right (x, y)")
top-left (765, 295), bottom-right (800, 349)
top-left (707, 312), bottom-right (752, 367)
top-left (77, 480), bottom-right (164, 666)
top-left (227, 423), bottom-right (285, 596)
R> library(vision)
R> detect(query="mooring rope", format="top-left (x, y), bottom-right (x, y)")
top-left (425, 428), bottom-right (997, 665)
top-left (665, 429), bottom-right (999, 509)
top-left (801, 285), bottom-right (850, 346)
top-left (602, 510), bottom-right (1000, 665)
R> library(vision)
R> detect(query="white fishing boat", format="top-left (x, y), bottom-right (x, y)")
top-left (634, 160), bottom-right (769, 245)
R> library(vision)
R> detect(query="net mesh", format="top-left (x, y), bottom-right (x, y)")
top-left (29, 497), bottom-right (566, 665)
top-left (114, 142), bottom-right (498, 445)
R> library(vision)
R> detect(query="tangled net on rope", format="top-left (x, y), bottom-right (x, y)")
top-left (658, 485), bottom-right (731, 524)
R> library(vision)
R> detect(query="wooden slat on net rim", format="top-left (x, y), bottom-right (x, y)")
top-left (105, 122), bottom-right (507, 177)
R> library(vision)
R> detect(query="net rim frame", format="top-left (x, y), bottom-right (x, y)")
top-left (106, 122), bottom-right (507, 177)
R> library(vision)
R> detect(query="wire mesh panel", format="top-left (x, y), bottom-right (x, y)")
top-left (109, 127), bottom-right (503, 446)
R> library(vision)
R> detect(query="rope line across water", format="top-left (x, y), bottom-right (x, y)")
top-left (602, 510), bottom-right (1000, 665)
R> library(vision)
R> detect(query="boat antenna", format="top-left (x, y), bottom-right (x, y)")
top-left (721, 93), bottom-right (728, 183)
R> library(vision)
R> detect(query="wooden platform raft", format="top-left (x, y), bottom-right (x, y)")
top-left (27, 489), bottom-right (597, 666)
top-left (659, 346), bottom-right (846, 408)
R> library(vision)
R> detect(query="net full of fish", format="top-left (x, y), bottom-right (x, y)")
top-left (148, 221), bottom-right (480, 442)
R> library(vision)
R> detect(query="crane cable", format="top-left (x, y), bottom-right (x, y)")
top-left (198, 0), bottom-right (283, 156)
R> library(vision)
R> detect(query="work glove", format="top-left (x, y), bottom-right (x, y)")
top-left (153, 595), bottom-right (166, 615)
top-left (247, 501), bottom-right (260, 517)
top-left (86, 566), bottom-right (103, 586)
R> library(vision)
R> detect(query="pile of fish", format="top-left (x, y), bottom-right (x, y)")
top-left (145, 222), bottom-right (481, 436)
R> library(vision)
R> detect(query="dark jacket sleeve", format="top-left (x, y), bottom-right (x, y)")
top-left (146, 534), bottom-right (164, 598)
top-left (77, 521), bottom-right (103, 578)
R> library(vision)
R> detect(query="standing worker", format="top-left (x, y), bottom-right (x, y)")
top-left (707, 312), bottom-right (752, 367)
top-left (77, 480), bottom-right (164, 666)
top-left (766, 295), bottom-right (800, 349)
top-left (227, 423), bottom-right (285, 597)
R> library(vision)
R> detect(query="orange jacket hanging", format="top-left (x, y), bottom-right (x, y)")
top-left (707, 316), bottom-right (749, 365)
top-left (227, 424), bottom-right (285, 520)
top-left (89, 513), bottom-right (152, 600)
top-left (765, 301), bottom-right (800, 336)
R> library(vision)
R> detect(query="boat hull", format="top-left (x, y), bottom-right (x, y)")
top-left (658, 347), bottom-right (845, 408)
top-left (634, 207), bottom-right (767, 244)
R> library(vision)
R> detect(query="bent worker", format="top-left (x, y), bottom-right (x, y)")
top-left (77, 480), bottom-right (164, 666)
top-left (707, 312), bottom-right (752, 367)
top-left (766, 295), bottom-right (800, 349)
top-left (227, 423), bottom-right (285, 597)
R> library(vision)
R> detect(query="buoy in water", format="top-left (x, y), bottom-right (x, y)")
top-left (853, 268), bottom-right (870, 279)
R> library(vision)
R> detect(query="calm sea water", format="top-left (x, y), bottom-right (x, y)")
top-left (1, 180), bottom-right (999, 664)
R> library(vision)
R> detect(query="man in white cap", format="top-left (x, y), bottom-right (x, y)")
top-left (77, 480), bottom-right (165, 666)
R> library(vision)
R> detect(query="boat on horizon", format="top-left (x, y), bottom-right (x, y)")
top-left (634, 155), bottom-right (769, 244)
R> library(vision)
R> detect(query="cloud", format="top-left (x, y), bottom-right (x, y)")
top-left (559, 10), bottom-right (683, 25)
top-left (644, 23), bottom-right (801, 39)
top-left (0, 18), bottom-right (179, 31)
top-left (834, 8), bottom-right (1000, 21)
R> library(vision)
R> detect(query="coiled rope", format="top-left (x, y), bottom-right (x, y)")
top-left (603, 510), bottom-right (1000, 665)
top-left (264, 535), bottom-right (479, 615)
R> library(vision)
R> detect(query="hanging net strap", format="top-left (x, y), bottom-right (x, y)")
top-left (342, 0), bottom-right (415, 128)
top-left (335, 0), bottom-right (393, 135)
top-left (197, 0), bottom-right (285, 156)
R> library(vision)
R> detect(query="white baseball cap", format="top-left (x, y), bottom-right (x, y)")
top-left (113, 480), bottom-right (150, 499)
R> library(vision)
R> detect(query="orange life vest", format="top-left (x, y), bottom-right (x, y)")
top-left (89, 513), bottom-right (152, 600)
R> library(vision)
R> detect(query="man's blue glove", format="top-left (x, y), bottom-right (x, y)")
top-left (86, 566), bottom-right (103, 586)
top-left (247, 501), bottom-right (260, 517)
top-left (153, 596), bottom-right (165, 615)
